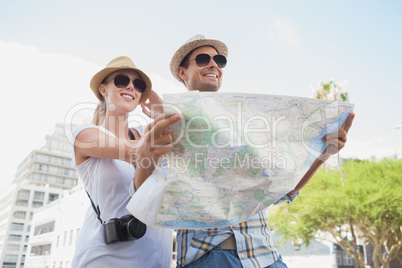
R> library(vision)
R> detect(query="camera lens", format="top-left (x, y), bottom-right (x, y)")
top-left (128, 218), bottom-right (146, 238)
top-left (121, 217), bottom-right (146, 239)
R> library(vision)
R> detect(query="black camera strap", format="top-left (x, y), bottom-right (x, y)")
top-left (85, 128), bottom-right (136, 225)
top-left (86, 191), bottom-right (104, 224)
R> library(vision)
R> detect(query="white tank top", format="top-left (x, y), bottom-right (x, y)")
top-left (71, 124), bottom-right (173, 268)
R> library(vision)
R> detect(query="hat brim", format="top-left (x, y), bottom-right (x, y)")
top-left (170, 39), bottom-right (228, 82)
top-left (90, 67), bottom-right (152, 104)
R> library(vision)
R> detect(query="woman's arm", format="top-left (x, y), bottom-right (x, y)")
top-left (74, 128), bottom-right (138, 166)
top-left (132, 113), bottom-right (181, 189)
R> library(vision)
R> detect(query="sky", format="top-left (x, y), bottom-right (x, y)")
top-left (0, 0), bottom-right (401, 194)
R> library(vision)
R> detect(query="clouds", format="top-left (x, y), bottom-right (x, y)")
top-left (0, 40), bottom-right (99, 191)
top-left (0, 40), bottom-right (186, 194)
top-left (268, 19), bottom-right (301, 49)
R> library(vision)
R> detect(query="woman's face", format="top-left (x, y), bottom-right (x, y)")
top-left (100, 69), bottom-right (143, 115)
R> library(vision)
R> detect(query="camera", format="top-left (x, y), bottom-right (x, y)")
top-left (103, 215), bottom-right (146, 244)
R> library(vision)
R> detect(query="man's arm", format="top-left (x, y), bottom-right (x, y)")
top-left (287, 112), bottom-right (355, 195)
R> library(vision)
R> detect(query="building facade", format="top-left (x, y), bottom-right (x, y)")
top-left (24, 185), bottom-right (88, 268)
top-left (0, 124), bottom-right (78, 268)
top-left (24, 185), bottom-right (178, 268)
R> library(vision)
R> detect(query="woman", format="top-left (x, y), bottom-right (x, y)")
top-left (71, 56), bottom-right (179, 267)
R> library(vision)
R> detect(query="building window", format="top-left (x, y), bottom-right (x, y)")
top-left (34, 221), bottom-right (55, 235)
top-left (33, 173), bottom-right (46, 182)
top-left (4, 254), bottom-right (18, 262)
top-left (343, 251), bottom-right (353, 265)
top-left (34, 163), bottom-right (46, 171)
top-left (48, 166), bottom-right (58, 174)
top-left (13, 211), bottom-right (26, 219)
top-left (62, 158), bottom-right (71, 166)
top-left (2, 263), bottom-right (17, 268)
top-left (48, 193), bottom-right (59, 202)
top-left (21, 254), bottom-right (25, 265)
top-left (36, 153), bottom-right (49, 162)
top-left (18, 190), bottom-right (30, 199)
top-left (6, 244), bottom-right (20, 251)
top-left (64, 168), bottom-right (71, 175)
top-left (33, 191), bottom-right (45, 201)
top-left (30, 244), bottom-right (51, 256)
top-left (63, 231), bottom-right (67, 246)
top-left (69, 230), bottom-right (74, 246)
top-left (62, 178), bottom-right (77, 186)
top-left (10, 223), bottom-right (24, 231)
top-left (15, 200), bottom-right (28, 207)
top-left (75, 228), bottom-right (80, 244)
top-left (32, 201), bottom-right (43, 208)
top-left (51, 156), bottom-right (62, 165)
top-left (337, 250), bottom-right (355, 266)
top-left (8, 234), bottom-right (22, 241)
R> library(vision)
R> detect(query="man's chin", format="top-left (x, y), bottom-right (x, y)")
top-left (197, 88), bottom-right (219, 92)
top-left (198, 82), bottom-right (221, 92)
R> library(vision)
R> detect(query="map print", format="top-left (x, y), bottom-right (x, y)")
top-left (127, 92), bottom-right (354, 229)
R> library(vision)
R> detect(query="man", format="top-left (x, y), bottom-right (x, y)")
top-left (169, 34), bottom-right (355, 268)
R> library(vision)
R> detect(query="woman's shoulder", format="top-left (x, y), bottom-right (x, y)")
top-left (72, 123), bottom-right (97, 136)
top-left (72, 124), bottom-right (116, 139)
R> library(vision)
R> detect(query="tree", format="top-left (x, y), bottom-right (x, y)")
top-left (314, 80), bottom-right (349, 102)
top-left (270, 157), bottom-right (402, 268)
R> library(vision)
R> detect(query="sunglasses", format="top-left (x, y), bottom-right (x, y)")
top-left (106, 75), bottom-right (146, 93)
top-left (187, 54), bottom-right (227, 68)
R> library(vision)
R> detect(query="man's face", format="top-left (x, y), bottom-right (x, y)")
top-left (178, 46), bottom-right (223, 92)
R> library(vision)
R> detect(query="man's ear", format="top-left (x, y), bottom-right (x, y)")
top-left (178, 67), bottom-right (188, 82)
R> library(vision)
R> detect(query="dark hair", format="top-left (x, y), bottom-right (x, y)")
top-left (179, 48), bottom-right (196, 69)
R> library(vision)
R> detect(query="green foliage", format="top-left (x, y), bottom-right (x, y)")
top-left (314, 80), bottom-right (349, 102)
top-left (270, 157), bottom-right (402, 267)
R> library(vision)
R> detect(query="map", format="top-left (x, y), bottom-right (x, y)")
top-left (126, 92), bottom-right (354, 229)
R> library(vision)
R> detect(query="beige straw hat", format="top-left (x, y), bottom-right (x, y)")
top-left (170, 34), bottom-right (228, 82)
top-left (90, 56), bottom-right (152, 104)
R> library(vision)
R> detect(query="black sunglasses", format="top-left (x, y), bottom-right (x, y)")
top-left (186, 54), bottom-right (227, 68)
top-left (105, 74), bottom-right (146, 93)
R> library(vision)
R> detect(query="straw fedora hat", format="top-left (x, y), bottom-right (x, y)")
top-left (170, 34), bottom-right (228, 82)
top-left (90, 56), bottom-right (152, 104)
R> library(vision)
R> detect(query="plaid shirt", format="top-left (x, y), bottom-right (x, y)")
top-left (176, 194), bottom-right (297, 268)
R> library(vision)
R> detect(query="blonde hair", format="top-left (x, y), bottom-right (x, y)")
top-left (91, 75), bottom-right (111, 126)
top-left (92, 99), bottom-right (106, 126)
